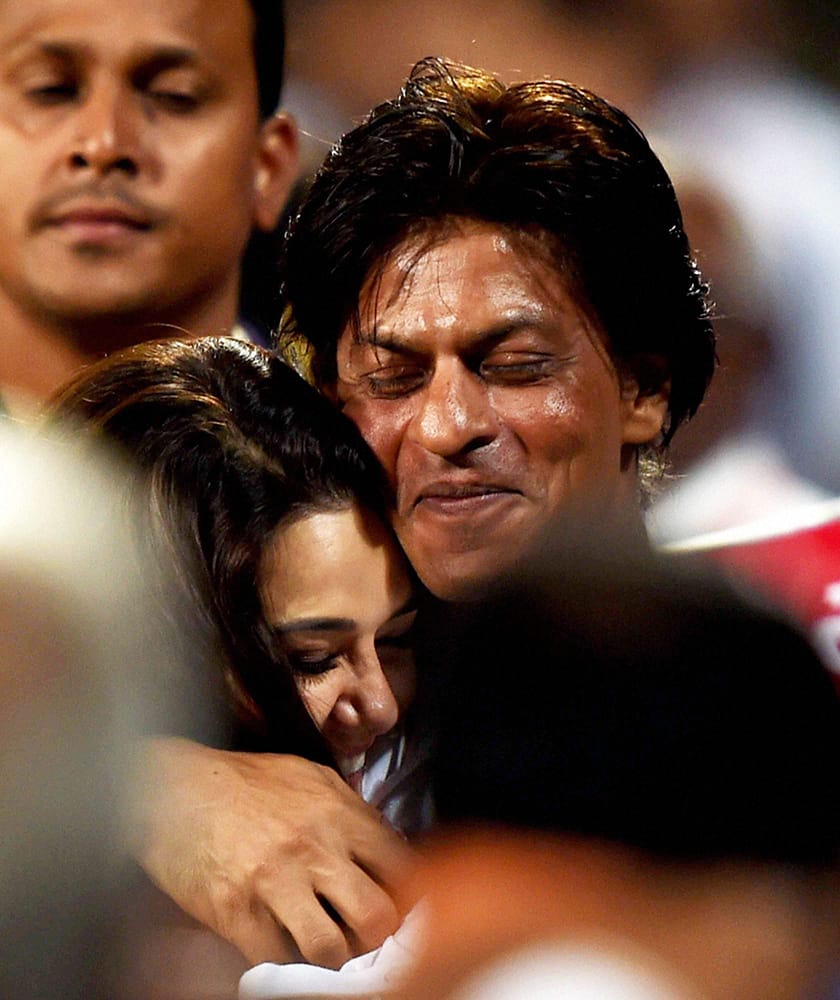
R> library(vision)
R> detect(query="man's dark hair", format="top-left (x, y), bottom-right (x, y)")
top-left (279, 57), bottom-right (715, 464)
top-left (248, 0), bottom-right (285, 119)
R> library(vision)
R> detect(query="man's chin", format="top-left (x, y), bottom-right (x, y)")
top-left (396, 502), bottom-right (540, 600)
top-left (409, 545), bottom-right (521, 603)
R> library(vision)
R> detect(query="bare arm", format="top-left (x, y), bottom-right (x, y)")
top-left (128, 737), bottom-right (416, 969)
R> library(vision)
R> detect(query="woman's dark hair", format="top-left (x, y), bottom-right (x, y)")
top-left (50, 337), bottom-right (392, 759)
top-left (278, 57), bottom-right (716, 479)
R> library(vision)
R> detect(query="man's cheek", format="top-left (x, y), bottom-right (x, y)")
top-left (348, 404), bottom-right (404, 475)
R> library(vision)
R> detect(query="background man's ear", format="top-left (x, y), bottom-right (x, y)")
top-left (253, 112), bottom-right (299, 233)
top-left (621, 378), bottom-right (671, 446)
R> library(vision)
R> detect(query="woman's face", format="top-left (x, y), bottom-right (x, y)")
top-left (259, 504), bottom-right (417, 767)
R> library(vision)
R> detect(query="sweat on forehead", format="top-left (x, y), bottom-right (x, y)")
top-left (351, 218), bottom-right (588, 344)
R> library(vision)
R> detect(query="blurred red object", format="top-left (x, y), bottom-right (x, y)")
top-left (666, 499), bottom-right (840, 684)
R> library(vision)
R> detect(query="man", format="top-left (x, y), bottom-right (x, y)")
top-left (0, 0), bottom-right (297, 413)
top-left (278, 56), bottom-right (715, 598)
top-left (138, 58), bottom-right (717, 970)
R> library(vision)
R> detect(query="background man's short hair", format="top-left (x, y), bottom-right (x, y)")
top-left (249, 0), bottom-right (285, 119)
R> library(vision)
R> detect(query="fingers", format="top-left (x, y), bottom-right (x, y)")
top-left (221, 903), bottom-right (300, 967)
top-left (261, 860), bottom-right (404, 967)
top-left (220, 875), bottom-right (404, 971)
top-left (137, 745), bottom-right (420, 968)
top-left (318, 867), bottom-right (403, 957)
top-left (274, 894), bottom-right (356, 969)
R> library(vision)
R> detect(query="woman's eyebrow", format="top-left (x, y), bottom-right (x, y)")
top-left (271, 617), bottom-right (355, 634)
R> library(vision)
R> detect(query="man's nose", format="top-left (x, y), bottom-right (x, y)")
top-left (68, 83), bottom-right (143, 177)
top-left (408, 362), bottom-right (499, 457)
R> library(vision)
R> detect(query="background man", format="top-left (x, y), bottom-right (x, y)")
top-left (0, 0), bottom-right (297, 413)
top-left (138, 58), bottom-right (717, 970)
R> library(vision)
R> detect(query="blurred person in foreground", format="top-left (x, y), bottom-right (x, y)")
top-left (130, 57), bottom-right (717, 967)
top-left (0, 422), bottom-right (208, 999)
top-left (394, 526), bottom-right (840, 1000)
top-left (0, 0), bottom-right (296, 416)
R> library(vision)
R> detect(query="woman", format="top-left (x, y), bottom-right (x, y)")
top-left (50, 336), bottom-right (430, 834)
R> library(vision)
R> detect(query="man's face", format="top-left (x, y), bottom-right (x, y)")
top-left (336, 221), bottom-right (668, 600)
top-left (0, 0), bottom-right (295, 332)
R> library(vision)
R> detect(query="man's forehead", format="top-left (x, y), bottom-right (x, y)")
top-left (386, 224), bottom-right (519, 276)
top-left (351, 220), bottom-right (582, 337)
top-left (0, 0), bottom-right (255, 58)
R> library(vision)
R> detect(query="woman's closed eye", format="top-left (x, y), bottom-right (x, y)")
top-left (287, 649), bottom-right (341, 679)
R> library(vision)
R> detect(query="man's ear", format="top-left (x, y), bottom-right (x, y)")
top-left (321, 380), bottom-right (340, 406)
top-left (253, 112), bottom-right (299, 233)
top-left (620, 376), bottom-right (671, 445)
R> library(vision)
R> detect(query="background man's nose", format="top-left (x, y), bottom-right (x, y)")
top-left (68, 84), bottom-right (142, 176)
top-left (409, 365), bottom-right (499, 457)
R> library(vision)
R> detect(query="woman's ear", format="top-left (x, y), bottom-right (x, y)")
top-left (253, 112), bottom-right (299, 233)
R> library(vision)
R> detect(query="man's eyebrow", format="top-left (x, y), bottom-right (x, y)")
top-left (351, 329), bottom-right (413, 352)
top-left (14, 41), bottom-right (81, 62)
top-left (132, 45), bottom-right (203, 72)
top-left (353, 315), bottom-right (550, 351)
top-left (13, 40), bottom-right (201, 69)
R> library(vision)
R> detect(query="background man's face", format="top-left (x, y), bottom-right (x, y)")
top-left (336, 221), bottom-right (667, 600)
top-left (0, 0), bottom-right (293, 330)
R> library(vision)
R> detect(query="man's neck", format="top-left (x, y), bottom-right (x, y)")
top-left (0, 290), bottom-right (241, 418)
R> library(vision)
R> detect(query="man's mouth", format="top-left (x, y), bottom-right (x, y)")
top-left (412, 482), bottom-right (522, 514)
top-left (34, 187), bottom-right (162, 244)
top-left (45, 202), bottom-right (153, 239)
top-left (409, 483), bottom-right (522, 528)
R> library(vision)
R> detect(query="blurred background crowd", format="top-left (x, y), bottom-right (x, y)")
top-left (278, 0), bottom-right (840, 524)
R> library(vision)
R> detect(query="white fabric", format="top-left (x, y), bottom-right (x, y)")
top-left (647, 433), bottom-right (830, 546)
top-left (238, 904), bottom-right (425, 1000)
top-left (450, 941), bottom-right (693, 1000)
top-left (358, 724), bottom-right (434, 837)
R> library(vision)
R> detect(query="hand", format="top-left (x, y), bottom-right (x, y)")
top-left (128, 737), bottom-right (416, 969)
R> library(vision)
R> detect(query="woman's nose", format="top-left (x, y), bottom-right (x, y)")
top-left (333, 658), bottom-right (400, 739)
